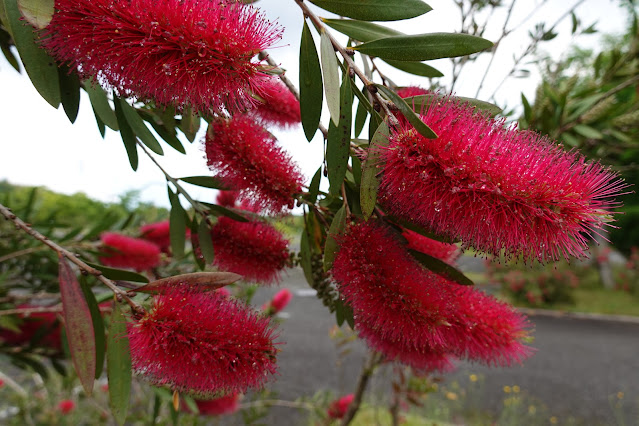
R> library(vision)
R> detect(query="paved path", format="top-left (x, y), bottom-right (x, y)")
top-left (248, 267), bottom-right (639, 425)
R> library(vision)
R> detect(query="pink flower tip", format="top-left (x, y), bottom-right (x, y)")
top-left (263, 288), bottom-right (293, 314)
top-left (99, 232), bottom-right (161, 271)
top-left (190, 393), bottom-right (241, 416)
top-left (140, 221), bottom-right (171, 253)
top-left (250, 77), bottom-right (301, 128)
top-left (57, 400), bottom-right (75, 414)
top-left (327, 394), bottom-right (354, 419)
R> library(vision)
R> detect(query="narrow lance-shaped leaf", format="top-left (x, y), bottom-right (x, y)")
top-left (327, 73), bottom-right (353, 195)
top-left (361, 121), bottom-right (389, 220)
top-left (375, 84), bottom-right (437, 139)
top-left (324, 205), bottom-right (347, 272)
top-left (382, 59), bottom-right (443, 78)
top-left (409, 249), bottom-right (474, 286)
top-left (406, 94), bottom-right (502, 117)
top-left (309, 0), bottom-right (432, 21)
top-left (58, 255), bottom-right (96, 395)
top-left (58, 66), bottom-right (81, 123)
top-left (178, 176), bottom-right (228, 189)
top-left (307, 166), bottom-right (322, 205)
top-left (321, 18), bottom-right (402, 42)
top-left (3, 0), bottom-right (60, 107)
top-left (134, 272), bottom-right (242, 294)
top-left (107, 302), bottom-right (131, 426)
top-left (353, 33), bottom-right (493, 62)
top-left (299, 21), bottom-right (323, 142)
top-left (79, 278), bottom-right (106, 379)
top-left (320, 30), bottom-right (341, 126)
top-left (354, 99), bottom-right (368, 137)
top-left (113, 97), bottom-right (139, 171)
top-left (168, 187), bottom-right (186, 259)
top-left (118, 99), bottom-right (164, 155)
top-left (197, 219), bottom-right (215, 265)
top-left (84, 83), bottom-right (119, 130)
top-left (85, 261), bottom-right (150, 283)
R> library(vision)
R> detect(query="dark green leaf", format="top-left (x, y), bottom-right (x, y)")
top-left (85, 261), bottom-right (150, 283)
top-left (385, 215), bottom-right (454, 243)
top-left (58, 66), bottom-right (80, 123)
top-left (521, 93), bottom-right (531, 122)
top-left (405, 93), bottom-right (502, 116)
top-left (353, 33), bottom-right (493, 61)
top-left (93, 106), bottom-right (106, 137)
top-left (134, 272), bottom-right (241, 294)
top-left (327, 74), bottom-right (353, 195)
top-left (3, 0), bottom-right (59, 107)
top-left (309, 0), bottom-right (431, 21)
top-left (16, 0), bottom-right (52, 29)
top-left (197, 219), bottom-right (215, 264)
top-left (335, 298), bottom-right (345, 326)
top-left (1, 41), bottom-right (20, 72)
top-left (354, 99), bottom-right (368, 137)
top-left (300, 225), bottom-right (314, 287)
top-left (299, 21), bottom-right (324, 142)
top-left (107, 302), bottom-right (131, 426)
top-left (201, 202), bottom-right (250, 222)
top-left (178, 108), bottom-right (199, 142)
top-left (80, 278), bottom-right (105, 379)
top-left (323, 205), bottom-right (347, 272)
top-left (168, 188), bottom-right (186, 259)
top-left (58, 255), bottom-right (96, 395)
top-left (361, 121), bottom-right (388, 219)
top-left (118, 100), bottom-right (163, 155)
top-left (144, 116), bottom-right (186, 154)
top-left (84, 83), bottom-right (118, 130)
top-left (320, 30), bottom-right (341, 126)
top-left (113, 97), bottom-right (138, 171)
top-left (351, 155), bottom-right (362, 187)
top-left (375, 84), bottom-right (437, 139)
top-left (382, 59), bottom-right (443, 78)
top-left (179, 175), bottom-right (228, 189)
top-left (571, 12), bottom-right (579, 34)
top-left (409, 249), bottom-right (474, 286)
top-left (308, 167), bottom-right (322, 205)
top-left (321, 18), bottom-right (401, 42)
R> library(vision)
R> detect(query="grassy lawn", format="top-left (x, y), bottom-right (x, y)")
top-left (552, 288), bottom-right (639, 317)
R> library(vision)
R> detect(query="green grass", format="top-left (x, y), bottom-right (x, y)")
top-left (553, 288), bottom-right (639, 317)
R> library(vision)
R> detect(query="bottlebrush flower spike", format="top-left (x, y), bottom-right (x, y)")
top-left (205, 115), bottom-right (304, 212)
top-left (42, 0), bottom-right (282, 112)
top-left (262, 288), bottom-right (293, 314)
top-left (331, 221), bottom-right (531, 369)
top-left (211, 217), bottom-right (290, 284)
top-left (140, 221), bottom-right (171, 253)
top-left (396, 86), bottom-right (429, 98)
top-left (193, 393), bottom-right (240, 416)
top-left (0, 305), bottom-right (62, 351)
top-left (379, 96), bottom-right (626, 262)
top-left (402, 229), bottom-right (460, 266)
top-left (57, 400), bottom-right (75, 415)
top-left (216, 191), bottom-right (240, 209)
top-left (99, 232), bottom-right (161, 271)
top-left (327, 394), bottom-right (354, 419)
top-left (250, 77), bottom-right (301, 128)
top-left (128, 286), bottom-right (279, 395)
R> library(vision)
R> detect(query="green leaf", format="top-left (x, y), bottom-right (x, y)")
top-left (84, 83), bottom-right (118, 130)
top-left (309, 0), bottom-right (431, 21)
top-left (3, 0), bottom-right (60, 107)
top-left (85, 261), bottom-right (149, 283)
top-left (405, 94), bottom-right (502, 116)
top-left (178, 107), bottom-right (199, 142)
top-left (354, 99), bottom-right (368, 137)
top-left (321, 18), bottom-right (401, 42)
top-left (168, 188), bottom-right (187, 259)
top-left (323, 205), bottom-right (347, 272)
top-left (118, 100), bottom-right (164, 155)
top-left (361, 121), bottom-right (388, 219)
top-left (107, 303), bottom-right (131, 426)
top-left (300, 225), bottom-right (315, 287)
top-left (113, 97), bottom-right (138, 171)
top-left (80, 279), bottom-right (105, 379)
top-left (58, 255), bottom-right (96, 396)
top-left (17, 0), bottom-right (52, 29)
top-left (201, 202), bottom-right (250, 222)
top-left (409, 250), bottom-right (474, 286)
top-left (320, 30), bottom-right (341, 126)
top-left (179, 176), bottom-right (228, 189)
top-left (382, 59), bottom-right (443, 78)
top-left (308, 167), bottom-right (322, 205)
top-left (351, 155), bottom-right (362, 187)
top-left (59, 66), bottom-right (80, 123)
top-left (134, 272), bottom-right (241, 294)
top-left (353, 33), bottom-right (493, 61)
top-left (521, 93), bottom-right (532, 122)
top-left (299, 21), bottom-right (324, 142)
top-left (375, 84), bottom-right (437, 139)
top-left (573, 124), bottom-right (603, 140)
top-left (197, 219), bottom-right (215, 264)
top-left (144, 116), bottom-right (186, 154)
top-left (327, 74), bottom-right (353, 195)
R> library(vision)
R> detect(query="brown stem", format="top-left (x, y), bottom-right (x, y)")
top-left (339, 351), bottom-right (381, 426)
top-left (0, 305), bottom-right (113, 316)
top-left (239, 399), bottom-right (316, 411)
top-left (0, 203), bottom-right (144, 315)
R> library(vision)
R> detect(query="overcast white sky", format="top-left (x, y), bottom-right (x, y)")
top-left (0, 0), bottom-right (628, 208)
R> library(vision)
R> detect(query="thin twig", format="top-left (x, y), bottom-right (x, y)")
top-left (0, 246), bottom-right (46, 263)
top-left (339, 351), bottom-right (382, 426)
top-left (0, 305), bottom-right (113, 316)
top-left (0, 203), bottom-right (144, 315)
top-left (239, 399), bottom-right (316, 411)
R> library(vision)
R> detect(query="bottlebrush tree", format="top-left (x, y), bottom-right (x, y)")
top-left (0, 0), bottom-right (628, 424)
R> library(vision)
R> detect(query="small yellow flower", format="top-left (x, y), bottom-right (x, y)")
top-left (550, 416), bottom-right (558, 424)
top-left (617, 392), bottom-right (624, 399)
top-left (469, 374), bottom-right (478, 382)
top-left (446, 392), bottom-right (458, 401)
top-left (513, 385), bottom-right (520, 393)
top-left (503, 385), bottom-right (512, 393)
top-left (528, 405), bottom-right (536, 415)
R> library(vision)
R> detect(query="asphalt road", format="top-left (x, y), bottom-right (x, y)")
top-left (247, 267), bottom-right (639, 425)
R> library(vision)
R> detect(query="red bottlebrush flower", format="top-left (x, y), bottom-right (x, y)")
top-left (193, 393), bottom-right (240, 416)
top-left (216, 191), bottom-right (240, 209)
top-left (327, 394), bottom-right (354, 419)
top-left (57, 400), bottom-right (75, 415)
top-left (396, 86), bottom-right (429, 98)
top-left (0, 378), bottom-right (4, 388)
top-left (0, 306), bottom-right (62, 351)
top-left (262, 288), bottom-right (293, 314)
top-left (250, 77), bottom-right (301, 128)
top-left (331, 221), bottom-right (531, 369)
top-left (379, 97), bottom-right (626, 262)
top-left (204, 115), bottom-right (304, 213)
top-left (211, 217), bottom-right (289, 284)
top-left (127, 286), bottom-right (279, 395)
top-left (402, 229), bottom-right (461, 266)
top-left (140, 221), bottom-right (171, 253)
top-left (217, 287), bottom-right (231, 297)
top-left (42, 0), bottom-right (282, 112)
top-left (99, 232), bottom-right (161, 271)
